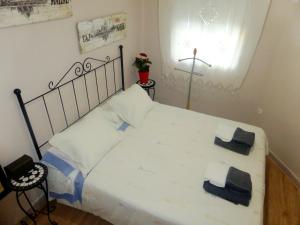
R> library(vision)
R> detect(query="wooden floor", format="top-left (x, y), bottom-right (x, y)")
top-left (264, 157), bottom-right (300, 225)
top-left (30, 157), bottom-right (300, 225)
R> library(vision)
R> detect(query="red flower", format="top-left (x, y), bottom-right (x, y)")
top-left (133, 52), bottom-right (152, 72)
top-left (139, 53), bottom-right (148, 58)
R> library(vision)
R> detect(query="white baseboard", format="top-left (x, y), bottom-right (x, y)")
top-left (270, 150), bottom-right (300, 185)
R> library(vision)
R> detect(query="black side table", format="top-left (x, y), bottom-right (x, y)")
top-left (8, 163), bottom-right (57, 225)
top-left (136, 79), bottom-right (156, 100)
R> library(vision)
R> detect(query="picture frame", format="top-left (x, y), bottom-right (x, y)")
top-left (77, 12), bottom-right (127, 54)
top-left (0, 166), bottom-right (10, 200)
top-left (0, 0), bottom-right (73, 29)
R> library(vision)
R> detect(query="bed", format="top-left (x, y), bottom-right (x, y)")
top-left (14, 46), bottom-right (268, 225)
top-left (79, 102), bottom-right (267, 225)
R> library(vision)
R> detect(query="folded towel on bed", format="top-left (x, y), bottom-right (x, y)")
top-left (215, 125), bottom-right (237, 142)
top-left (203, 166), bottom-right (252, 206)
top-left (203, 162), bottom-right (230, 188)
top-left (215, 127), bottom-right (255, 155)
top-left (42, 151), bottom-right (85, 204)
top-left (226, 167), bottom-right (252, 195)
top-left (203, 181), bottom-right (251, 206)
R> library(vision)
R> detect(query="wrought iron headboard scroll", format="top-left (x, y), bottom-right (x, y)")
top-left (14, 45), bottom-right (125, 160)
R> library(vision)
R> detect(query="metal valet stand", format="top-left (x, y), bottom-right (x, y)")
top-left (176, 48), bottom-right (212, 109)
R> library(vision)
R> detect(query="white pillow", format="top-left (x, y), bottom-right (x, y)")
top-left (109, 84), bottom-right (154, 127)
top-left (99, 102), bottom-right (124, 129)
top-left (49, 109), bottom-right (121, 176)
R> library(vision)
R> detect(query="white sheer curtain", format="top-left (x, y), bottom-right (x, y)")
top-left (159, 0), bottom-right (270, 91)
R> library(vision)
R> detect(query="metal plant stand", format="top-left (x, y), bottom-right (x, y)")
top-left (8, 163), bottom-right (57, 225)
top-left (136, 79), bottom-right (156, 100)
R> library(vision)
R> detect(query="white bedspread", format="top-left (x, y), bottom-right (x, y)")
top-left (74, 103), bottom-right (267, 225)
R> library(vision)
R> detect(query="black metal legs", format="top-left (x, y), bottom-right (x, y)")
top-left (146, 88), bottom-right (155, 100)
top-left (16, 181), bottom-right (57, 225)
top-left (39, 180), bottom-right (57, 225)
top-left (144, 88), bottom-right (155, 101)
top-left (16, 191), bottom-right (37, 225)
top-left (152, 88), bottom-right (156, 100)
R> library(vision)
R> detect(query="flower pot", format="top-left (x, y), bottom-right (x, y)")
top-left (139, 71), bottom-right (149, 84)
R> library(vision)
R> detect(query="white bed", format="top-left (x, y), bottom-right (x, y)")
top-left (51, 102), bottom-right (267, 225)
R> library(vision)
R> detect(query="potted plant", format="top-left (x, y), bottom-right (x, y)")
top-left (133, 53), bottom-right (152, 84)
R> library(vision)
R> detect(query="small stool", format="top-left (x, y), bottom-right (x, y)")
top-left (136, 79), bottom-right (156, 100)
top-left (8, 163), bottom-right (57, 225)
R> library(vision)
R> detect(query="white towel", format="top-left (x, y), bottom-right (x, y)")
top-left (215, 124), bottom-right (237, 142)
top-left (204, 162), bottom-right (230, 188)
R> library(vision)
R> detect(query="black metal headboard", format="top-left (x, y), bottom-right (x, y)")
top-left (14, 45), bottom-right (125, 160)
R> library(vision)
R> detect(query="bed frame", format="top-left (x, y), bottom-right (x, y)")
top-left (14, 45), bottom-right (125, 160)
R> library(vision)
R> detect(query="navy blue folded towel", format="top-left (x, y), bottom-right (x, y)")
top-left (215, 128), bottom-right (255, 155)
top-left (226, 167), bottom-right (252, 196)
top-left (203, 167), bottom-right (252, 206)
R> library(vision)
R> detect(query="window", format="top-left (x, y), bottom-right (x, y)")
top-left (159, 0), bottom-right (270, 91)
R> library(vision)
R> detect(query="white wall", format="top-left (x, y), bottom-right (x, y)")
top-left (141, 0), bottom-right (300, 180)
top-left (256, 0), bottom-right (300, 182)
top-left (0, 0), bottom-right (142, 224)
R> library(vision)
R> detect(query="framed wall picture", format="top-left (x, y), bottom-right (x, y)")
top-left (77, 13), bottom-right (127, 54)
top-left (0, 166), bottom-right (10, 200)
top-left (0, 0), bottom-right (73, 29)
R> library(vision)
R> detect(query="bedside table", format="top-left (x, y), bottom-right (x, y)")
top-left (136, 79), bottom-right (156, 100)
top-left (8, 163), bottom-right (57, 225)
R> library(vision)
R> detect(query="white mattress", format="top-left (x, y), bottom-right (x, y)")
top-left (68, 103), bottom-right (268, 225)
